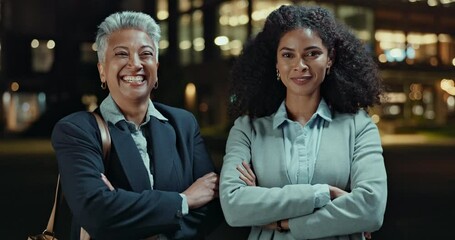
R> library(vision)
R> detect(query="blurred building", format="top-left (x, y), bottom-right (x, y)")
top-left (0, 0), bottom-right (454, 137)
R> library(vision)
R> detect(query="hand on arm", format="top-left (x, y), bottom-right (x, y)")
top-left (182, 172), bottom-right (219, 209)
top-left (237, 161), bottom-right (256, 186)
top-left (101, 173), bottom-right (114, 191)
top-left (328, 185), bottom-right (348, 200)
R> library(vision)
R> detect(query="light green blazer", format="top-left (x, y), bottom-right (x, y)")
top-left (220, 110), bottom-right (387, 240)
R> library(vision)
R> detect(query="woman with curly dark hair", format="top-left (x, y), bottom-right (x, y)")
top-left (220, 5), bottom-right (387, 240)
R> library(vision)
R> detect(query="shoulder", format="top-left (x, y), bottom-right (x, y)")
top-left (331, 109), bottom-right (378, 135)
top-left (231, 114), bottom-right (274, 134)
top-left (153, 102), bottom-right (198, 130)
top-left (57, 111), bottom-right (96, 126)
top-left (51, 111), bottom-right (99, 142)
top-left (332, 109), bottom-right (371, 124)
top-left (153, 102), bottom-right (194, 119)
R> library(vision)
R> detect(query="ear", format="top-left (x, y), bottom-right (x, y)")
top-left (97, 63), bottom-right (105, 82)
top-left (327, 58), bottom-right (333, 69)
top-left (327, 48), bottom-right (335, 68)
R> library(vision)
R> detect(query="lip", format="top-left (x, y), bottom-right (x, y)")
top-left (290, 75), bottom-right (312, 81)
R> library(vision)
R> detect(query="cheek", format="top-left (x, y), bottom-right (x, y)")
top-left (276, 61), bottom-right (288, 73)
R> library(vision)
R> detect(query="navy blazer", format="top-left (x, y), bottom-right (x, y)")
top-left (51, 102), bottom-right (221, 239)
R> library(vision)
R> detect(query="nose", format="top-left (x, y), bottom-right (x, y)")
top-left (127, 54), bottom-right (142, 69)
top-left (294, 58), bottom-right (308, 71)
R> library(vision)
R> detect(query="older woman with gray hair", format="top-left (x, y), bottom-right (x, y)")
top-left (52, 11), bottom-right (221, 239)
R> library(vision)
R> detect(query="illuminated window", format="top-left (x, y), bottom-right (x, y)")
top-left (157, 0), bottom-right (169, 57)
top-left (252, 0), bottom-right (291, 35)
top-left (375, 30), bottom-right (406, 63)
top-left (31, 39), bottom-right (54, 72)
top-left (218, 0), bottom-right (250, 58)
top-left (2, 92), bottom-right (46, 132)
top-left (407, 32), bottom-right (438, 65)
top-left (375, 30), bottom-right (443, 65)
top-left (438, 34), bottom-right (455, 66)
top-left (179, 14), bottom-right (192, 65)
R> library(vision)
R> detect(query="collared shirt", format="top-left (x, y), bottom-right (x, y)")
top-left (273, 99), bottom-right (332, 208)
top-left (100, 94), bottom-right (167, 189)
top-left (99, 95), bottom-right (188, 222)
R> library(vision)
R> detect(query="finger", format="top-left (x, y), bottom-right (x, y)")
top-left (239, 175), bottom-right (254, 186)
top-left (101, 173), bottom-right (114, 191)
top-left (204, 172), bottom-right (217, 178)
top-left (364, 232), bottom-right (372, 239)
top-left (236, 165), bottom-right (250, 178)
top-left (242, 161), bottom-right (256, 180)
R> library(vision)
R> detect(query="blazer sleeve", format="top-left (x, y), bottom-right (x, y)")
top-left (220, 116), bottom-right (322, 227)
top-left (172, 112), bottom-right (224, 239)
top-left (288, 111), bottom-right (387, 239)
top-left (52, 112), bottom-right (183, 240)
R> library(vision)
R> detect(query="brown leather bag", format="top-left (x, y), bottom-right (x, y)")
top-left (27, 112), bottom-right (111, 240)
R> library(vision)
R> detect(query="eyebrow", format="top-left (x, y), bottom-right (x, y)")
top-left (112, 45), bottom-right (155, 51)
top-left (278, 46), bottom-right (322, 52)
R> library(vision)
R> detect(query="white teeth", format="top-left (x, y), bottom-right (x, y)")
top-left (123, 76), bottom-right (144, 83)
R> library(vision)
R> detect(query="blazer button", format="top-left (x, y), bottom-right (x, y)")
top-left (176, 210), bottom-right (183, 218)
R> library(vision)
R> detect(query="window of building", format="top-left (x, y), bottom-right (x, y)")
top-left (375, 30), bottom-right (407, 63)
top-left (31, 39), bottom-right (54, 73)
top-left (375, 30), bottom-right (444, 66)
top-left (407, 32), bottom-right (438, 65)
top-left (438, 34), bottom-right (455, 66)
top-left (157, 0), bottom-right (169, 57)
top-left (251, 0), bottom-right (291, 36)
top-left (178, 7), bottom-right (203, 65)
top-left (179, 13), bottom-right (192, 65)
top-left (217, 0), bottom-right (249, 58)
top-left (2, 91), bottom-right (46, 132)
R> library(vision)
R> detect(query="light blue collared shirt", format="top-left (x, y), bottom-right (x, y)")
top-left (99, 95), bottom-right (188, 219)
top-left (273, 99), bottom-right (332, 208)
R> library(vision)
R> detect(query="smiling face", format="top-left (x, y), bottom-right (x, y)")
top-left (276, 28), bottom-right (332, 101)
top-left (97, 28), bottom-right (158, 106)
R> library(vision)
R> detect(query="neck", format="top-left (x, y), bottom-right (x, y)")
top-left (116, 99), bottom-right (149, 127)
top-left (285, 95), bottom-right (320, 126)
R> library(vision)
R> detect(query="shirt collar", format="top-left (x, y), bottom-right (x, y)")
top-left (272, 98), bottom-right (332, 129)
top-left (100, 94), bottom-right (168, 126)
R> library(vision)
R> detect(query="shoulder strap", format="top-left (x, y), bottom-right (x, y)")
top-left (43, 112), bottom-right (112, 236)
top-left (91, 111), bottom-right (111, 164)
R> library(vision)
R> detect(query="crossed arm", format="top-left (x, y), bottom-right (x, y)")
top-left (236, 162), bottom-right (371, 239)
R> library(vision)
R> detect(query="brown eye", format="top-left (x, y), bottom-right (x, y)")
top-left (306, 51), bottom-right (322, 57)
top-left (282, 53), bottom-right (293, 58)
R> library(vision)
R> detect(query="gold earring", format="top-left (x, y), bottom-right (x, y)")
top-left (326, 67), bottom-right (331, 76)
top-left (276, 70), bottom-right (281, 81)
top-left (154, 80), bottom-right (159, 89)
top-left (101, 81), bottom-right (107, 90)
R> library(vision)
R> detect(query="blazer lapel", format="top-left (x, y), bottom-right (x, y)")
top-left (148, 117), bottom-right (183, 191)
top-left (109, 122), bottom-right (152, 192)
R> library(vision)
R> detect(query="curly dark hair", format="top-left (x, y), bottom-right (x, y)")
top-left (228, 5), bottom-right (383, 119)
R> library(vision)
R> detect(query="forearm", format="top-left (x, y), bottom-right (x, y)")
top-left (288, 177), bottom-right (387, 239)
top-left (220, 180), bottom-right (321, 226)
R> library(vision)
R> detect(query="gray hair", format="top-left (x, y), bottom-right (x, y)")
top-left (95, 11), bottom-right (161, 63)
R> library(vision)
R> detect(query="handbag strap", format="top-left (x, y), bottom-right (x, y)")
top-left (92, 111), bottom-right (111, 162)
top-left (44, 112), bottom-right (111, 236)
